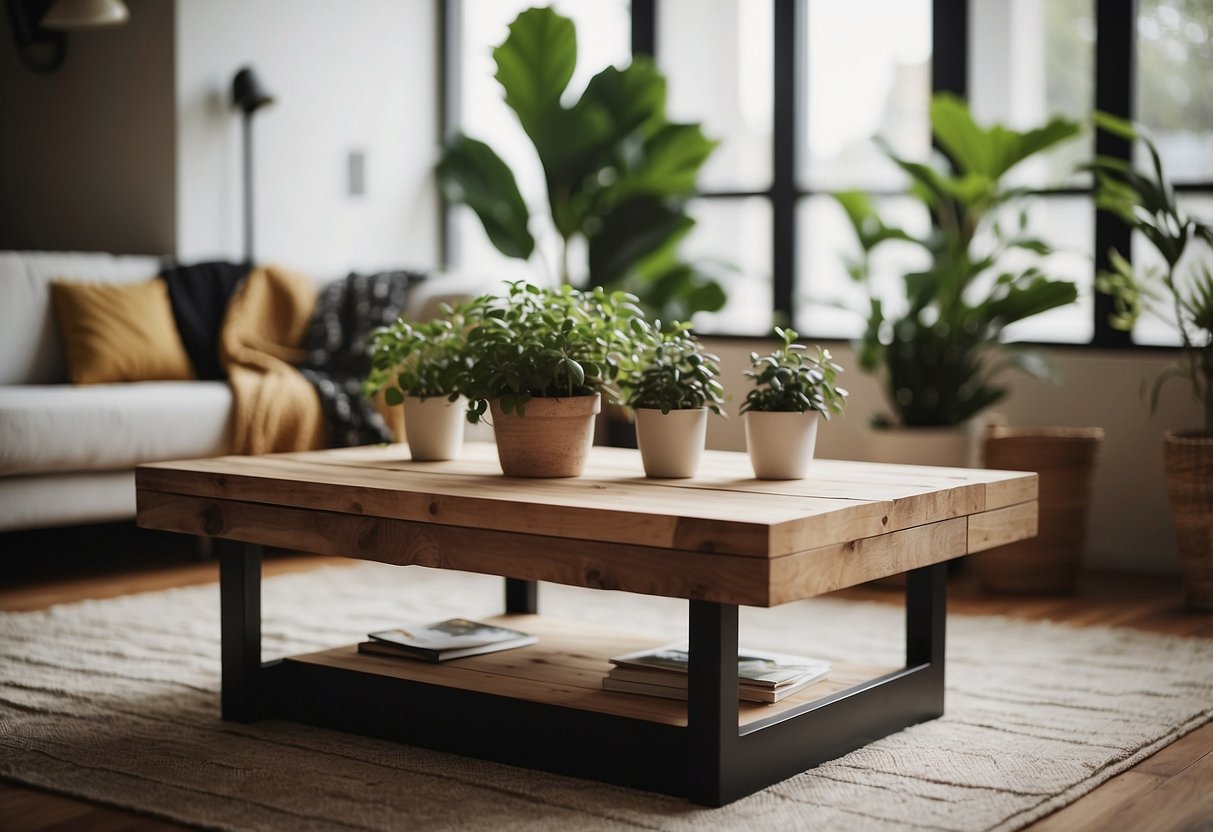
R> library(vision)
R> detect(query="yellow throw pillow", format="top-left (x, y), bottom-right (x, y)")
top-left (51, 278), bottom-right (197, 384)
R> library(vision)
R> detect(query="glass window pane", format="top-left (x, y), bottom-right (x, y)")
top-left (969, 0), bottom-right (1094, 188)
top-left (453, 0), bottom-right (631, 277)
top-left (801, 0), bottom-right (932, 191)
top-left (1131, 194), bottom-right (1213, 346)
top-left (796, 195), bottom-right (1093, 343)
top-left (658, 0), bottom-right (773, 191)
top-left (683, 198), bottom-right (773, 336)
top-left (796, 196), bottom-right (931, 340)
top-left (1136, 0), bottom-right (1213, 183)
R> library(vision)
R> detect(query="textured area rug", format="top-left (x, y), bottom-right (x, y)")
top-left (1, 563), bottom-right (1211, 832)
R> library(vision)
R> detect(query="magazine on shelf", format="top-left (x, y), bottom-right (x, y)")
top-left (603, 642), bottom-right (830, 704)
top-left (360, 618), bottom-right (537, 662)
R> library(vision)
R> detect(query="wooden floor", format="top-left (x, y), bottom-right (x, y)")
top-left (1, 533), bottom-right (1210, 831)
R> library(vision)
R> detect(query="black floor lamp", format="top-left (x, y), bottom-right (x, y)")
top-left (230, 66), bottom-right (275, 267)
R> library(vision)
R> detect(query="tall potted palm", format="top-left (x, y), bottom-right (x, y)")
top-left (836, 94), bottom-right (1081, 465)
top-left (1090, 113), bottom-right (1213, 611)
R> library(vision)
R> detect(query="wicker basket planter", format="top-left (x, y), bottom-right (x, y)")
top-left (976, 426), bottom-right (1104, 595)
top-left (1164, 431), bottom-right (1213, 611)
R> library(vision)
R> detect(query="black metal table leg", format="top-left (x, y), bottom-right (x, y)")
top-left (687, 600), bottom-right (740, 806)
top-left (505, 578), bottom-right (537, 614)
top-left (906, 561), bottom-right (947, 716)
top-left (219, 539), bottom-right (263, 722)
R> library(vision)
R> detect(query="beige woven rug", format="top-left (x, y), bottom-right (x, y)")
top-left (2, 563), bottom-right (1211, 832)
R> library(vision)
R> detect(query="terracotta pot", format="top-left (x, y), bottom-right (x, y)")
top-left (403, 395), bottom-right (466, 461)
top-left (976, 426), bottom-right (1104, 595)
top-left (490, 394), bottom-right (601, 478)
top-left (744, 410), bottom-right (820, 480)
top-left (1164, 430), bottom-right (1213, 612)
top-left (635, 407), bottom-right (707, 478)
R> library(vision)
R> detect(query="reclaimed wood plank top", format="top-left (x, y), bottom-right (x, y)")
top-left (136, 443), bottom-right (1037, 605)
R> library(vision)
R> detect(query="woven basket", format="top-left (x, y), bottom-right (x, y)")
top-left (976, 426), bottom-right (1104, 595)
top-left (1164, 431), bottom-right (1213, 611)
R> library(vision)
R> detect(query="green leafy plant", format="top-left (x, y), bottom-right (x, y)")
top-left (363, 302), bottom-right (475, 403)
top-left (617, 320), bottom-right (725, 415)
top-left (740, 327), bottom-right (848, 417)
top-left (459, 281), bottom-right (642, 422)
top-left (437, 6), bottom-right (727, 322)
top-left (1090, 113), bottom-right (1213, 433)
top-left (835, 93), bottom-right (1081, 427)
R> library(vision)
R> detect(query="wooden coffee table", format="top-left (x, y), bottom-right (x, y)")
top-left (136, 442), bottom-right (1036, 806)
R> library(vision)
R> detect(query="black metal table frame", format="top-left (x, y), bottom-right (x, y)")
top-left (219, 540), bottom-right (946, 807)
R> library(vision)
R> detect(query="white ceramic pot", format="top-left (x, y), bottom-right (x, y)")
top-left (744, 410), bottom-right (820, 480)
top-left (404, 395), bottom-right (466, 461)
top-left (634, 407), bottom-right (708, 478)
top-left (490, 394), bottom-right (601, 477)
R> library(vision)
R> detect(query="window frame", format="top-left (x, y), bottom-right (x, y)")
top-left (442, 0), bottom-right (1213, 349)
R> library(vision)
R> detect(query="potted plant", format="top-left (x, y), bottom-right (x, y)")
top-left (835, 94), bottom-right (1081, 465)
top-left (740, 328), bottom-right (848, 480)
top-left (617, 319), bottom-right (725, 478)
top-left (460, 281), bottom-right (640, 477)
top-left (364, 303), bottom-right (475, 461)
top-left (437, 6), bottom-right (727, 324)
top-left (1090, 113), bottom-right (1213, 611)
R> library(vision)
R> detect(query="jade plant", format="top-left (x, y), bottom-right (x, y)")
top-left (835, 94), bottom-right (1081, 427)
top-left (363, 301), bottom-right (475, 404)
top-left (437, 6), bottom-right (726, 322)
top-left (617, 319), bottom-right (725, 415)
top-left (740, 327), bottom-right (849, 418)
top-left (1090, 113), bottom-right (1213, 433)
top-left (459, 281), bottom-right (642, 422)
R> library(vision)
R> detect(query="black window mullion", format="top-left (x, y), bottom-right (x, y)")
top-left (1093, 0), bottom-right (1137, 348)
top-left (772, 0), bottom-right (796, 327)
top-left (932, 0), bottom-right (968, 98)
top-left (631, 0), bottom-right (655, 57)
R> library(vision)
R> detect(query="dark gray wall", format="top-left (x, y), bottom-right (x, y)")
top-left (0, 0), bottom-right (175, 254)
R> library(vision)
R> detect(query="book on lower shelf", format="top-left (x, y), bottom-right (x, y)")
top-left (358, 618), bottom-right (537, 663)
top-left (602, 642), bottom-right (831, 704)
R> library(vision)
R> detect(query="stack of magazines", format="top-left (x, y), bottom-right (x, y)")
top-left (603, 642), bottom-right (830, 703)
top-left (357, 618), bottom-right (537, 663)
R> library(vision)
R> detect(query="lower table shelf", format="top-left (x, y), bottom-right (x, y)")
top-left (285, 614), bottom-right (895, 728)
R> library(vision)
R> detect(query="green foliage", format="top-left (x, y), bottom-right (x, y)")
top-left (363, 302), bottom-right (477, 403)
top-left (1090, 113), bottom-right (1213, 433)
top-left (437, 6), bottom-right (726, 322)
top-left (617, 319), bottom-right (725, 415)
top-left (740, 328), bottom-right (849, 418)
top-left (835, 93), bottom-right (1081, 427)
top-left (459, 281), bottom-right (642, 422)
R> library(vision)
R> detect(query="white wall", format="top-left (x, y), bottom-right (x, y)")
top-left (174, 0), bottom-right (439, 278)
top-left (703, 338), bottom-right (1205, 574)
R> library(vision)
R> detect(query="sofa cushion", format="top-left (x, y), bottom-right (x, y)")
top-left (51, 278), bottom-right (196, 384)
top-left (0, 251), bottom-right (164, 385)
top-left (0, 381), bottom-right (231, 475)
top-left (0, 470), bottom-right (137, 532)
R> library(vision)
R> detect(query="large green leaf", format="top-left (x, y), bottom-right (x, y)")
top-left (931, 94), bottom-right (1080, 180)
top-left (493, 8), bottom-right (579, 170)
top-left (607, 122), bottom-right (718, 205)
top-left (587, 198), bottom-right (694, 285)
top-left (436, 134), bottom-right (534, 260)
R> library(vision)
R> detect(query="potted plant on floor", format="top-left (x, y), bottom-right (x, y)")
top-left (460, 281), bottom-right (641, 477)
top-left (364, 302), bottom-right (475, 461)
top-left (1090, 113), bottom-right (1213, 611)
top-left (617, 319), bottom-right (725, 478)
top-left (835, 94), bottom-right (1081, 466)
top-left (740, 328), bottom-right (848, 480)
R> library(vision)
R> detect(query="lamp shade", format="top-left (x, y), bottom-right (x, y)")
top-left (40, 0), bottom-right (129, 29)
top-left (231, 67), bottom-right (275, 114)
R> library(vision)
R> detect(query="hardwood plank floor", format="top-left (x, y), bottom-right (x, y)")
top-left (1, 530), bottom-right (1210, 831)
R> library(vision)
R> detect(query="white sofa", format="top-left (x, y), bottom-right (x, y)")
top-left (0, 251), bottom-right (491, 533)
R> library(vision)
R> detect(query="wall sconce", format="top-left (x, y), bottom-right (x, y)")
top-left (231, 66), bottom-right (276, 267)
top-left (4, 0), bottom-right (128, 74)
